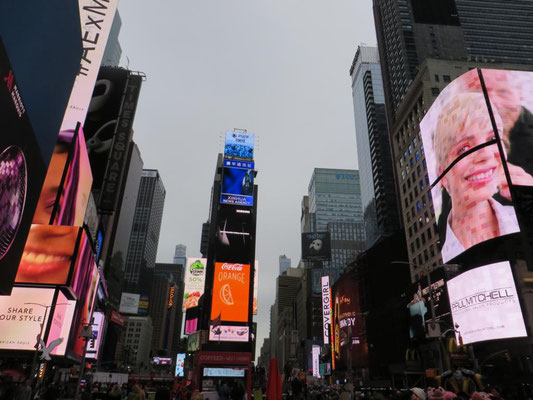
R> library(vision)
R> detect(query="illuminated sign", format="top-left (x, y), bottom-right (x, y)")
top-left (220, 160), bottom-right (254, 207)
top-left (211, 263), bottom-right (250, 323)
top-left (418, 69), bottom-right (533, 262)
top-left (168, 286), bottom-right (175, 308)
top-left (153, 357), bottom-right (172, 365)
top-left (119, 292), bottom-right (140, 315)
top-left (312, 345), bottom-right (321, 378)
top-left (0, 287), bottom-right (55, 350)
top-left (86, 311), bottom-right (104, 359)
top-left (175, 353), bottom-right (186, 377)
top-left (302, 232), bottom-right (332, 262)
top-left (48, 290), bottom-right (76, 356)
top-left (224, 131), bottom-right (254, 160)
top-left (203, 368), bottom-right (246, 378)
top-left (321, 276), bottom-right (331, 344)
top-left (209, 325), bottom-right (249, 342)
top-left (253, 261), bottom-right (258, 315)
top-left (183, 258), bottom-right (206, 311)
top-left (447, 261), bottom-right (527, 344)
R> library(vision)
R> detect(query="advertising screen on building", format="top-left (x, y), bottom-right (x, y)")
top-left (203, 368), bottom-right (246, 378)
top-left (86, 311), bottom-right (105, 360)
top-left (184, 306), bottom-right (199, 335)
top-left (447, 261), bottom-right (527, 345)
top-left (312, 345), bottom-right (321, 378)
top-left (419, 69), bottom-right (533, 262)
top-left (15, 225), bottom-right (81, 285)
top-left (0, 287), bottom-right (55, 350)
top-left (216, 205), bottom-right (254, 264)
top-left (48, 290), bottom-right (77, 356)
top-left (209, 325), bottom-right (249, 342)
top-left (175, 353), bottom-right (186, 377)
top-left (33, 125), bottom-right (93, 227)
top-left (224, 131), bottom-right (254, 160)
top-left (0, 38), bottom-right (47, 295)
top-left (312, 268), bottom-right (340, 294)
top-left (220, 160), bottom-right (255, 207)
top-left (119, 292), bottom-right (141, 315)
top-left (153, 357), bottom-right (173, 365)
top-left (211, 263), bottom-right (250, 323)
top-left (321, 276), bottom-right (331, 345)
top-left (183, 258), bottom-right (206, 311)
top-left (253, 261), bottom-right (258, 315)
top-left (302, 232), bottom-right (331, 262)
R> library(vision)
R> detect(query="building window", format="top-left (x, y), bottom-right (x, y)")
top-left (434, 74), bottom-right (440, 82)
top-left (415, 151), bottom-right (420, 162)
top-left (443, 75), bottom-right (451, 83)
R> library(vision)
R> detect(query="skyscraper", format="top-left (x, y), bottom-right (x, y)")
top-left (123, 169), bottom-right (166, 291)
top-left (101, 10), bottom-right (122, 67)
top-left (350, 45), bottom-right (400, 248)
top-left (173, 244), bottom-right (187, 267)
top-left (279, 255), bottom-right (291, 275)
top-left (307, 168), bottom-right (364, 270)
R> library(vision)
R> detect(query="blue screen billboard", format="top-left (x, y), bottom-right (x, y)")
top-left (220, 160), bottom-right (254, 207)
top-left (224, 131), bottom-right (254, 160)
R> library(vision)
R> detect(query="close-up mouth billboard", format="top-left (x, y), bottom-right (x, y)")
top-left (419, 69), bottom-right (533, 262)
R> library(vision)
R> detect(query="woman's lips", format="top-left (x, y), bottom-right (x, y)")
top-left (17, 250), bottom-right (71, 280)
top-left (466, 167), bottom-right (496, 185)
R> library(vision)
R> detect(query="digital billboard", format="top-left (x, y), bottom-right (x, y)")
top-left (183, 258), bottom-right (206, 311)
top-left (419, 69), bottom-right (533, 262)
top-left (175, 353), bottom-right (186, 377)
top-left (220, 160), bottom-right (254, 207)
top-left (86, 311), bottom-right (105, 360)
top-left (184, 306), bottom-right (199, 335)
top-left (312, 268), bottom-right (340, 294)
top-left (224, 131), bottom-right (255, 160)
top-left (15, 225), bottom-right (81, 285)
top-left (312, 345), bottom-right (321, 378)
top-left (216, 205), bottom-right (254, 264)
top-left (321, 276), bottom-right (331, 345)
top-left (253, 261), bottom-right (258, 315)
top-left (119, 292), bottom-right (141, 315)
top-left (47, 290), bottom-right (77, 356)
top-left (302, 232), bottom-right (331, 262)
top-left (153, 357), bottom-right (172, 365)
top-left (203, 368), bottom-right (246, 378)
top-left (211, 263), bottom-right (250, 323)
top-left (447, 261), bottom-right (527, 344)
top-left (33, 125), bottom-right (93, 226)
top-left (0, 287), bottom-right (55, 350)
top-left (0, 38), bottom-right (47, 295)
top-left (209, 325), bottom-right (249, 342)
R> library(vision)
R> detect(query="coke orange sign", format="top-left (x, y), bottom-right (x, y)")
top-left (211, 262), bottom-right (250, 323)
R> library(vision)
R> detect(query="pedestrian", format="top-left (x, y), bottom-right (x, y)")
top-left (107, 384), bottom-right (122, 400)
top-left (129, 384), bottom-right (146, 400)
top-left (410, 388), bottom-right (426, 400)
top-left (156, 385), bottom-right (171, 400)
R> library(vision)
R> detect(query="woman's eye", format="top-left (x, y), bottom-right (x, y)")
top-left (457, 145), bottom-right (469, 155)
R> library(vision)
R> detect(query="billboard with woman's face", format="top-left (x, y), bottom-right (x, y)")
top-left (419, 69), bottom-right (533, 262)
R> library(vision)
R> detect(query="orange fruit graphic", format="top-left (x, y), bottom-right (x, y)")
top-left (220, 283), bottom-right (234, 306)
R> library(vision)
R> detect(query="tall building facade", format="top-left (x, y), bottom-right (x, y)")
top-left (279, 255), bottom-right (291, 275)
top-left (350, 45), bottom-right (400, 248)
top-left (101, 10), bottom-right (122, 67)
top-left (307, 169), bottom-right (364, 270)
top-left (373, 0), bottom-right (533, 279)
top-left (173, 244), bottom-right (187, 266)
top-left (124, 169), bottom-right (166, 291)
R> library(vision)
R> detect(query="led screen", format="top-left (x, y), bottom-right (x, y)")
top-left (153, 357), bottom-right (172, 365)
top-left (185, 306), bottom-right (199, 335)
top-left (302, 232), bottom-right (332, 262)
top-left (175, 353), bottom-right (186, 377)
top-left (86, 311), bottom-right (104, 360)
top-left (0, 39), bottom-right (47, 295)
top-left (209, 325), bottom-right (249, 342)
top-left (419, 68), bottom-right (533, 262)
top-left (447, 261), bottom-right (527, 344)
top-left (211, 263), bottom-right (250, 323)
top-left (216, 205), bottom-right (253, 264)
top-left (47, 290), bottom-right (77, 356)
top-left (312, 268), bottom-right (339, 294)
top-left (183, 258), bottom-right (206, 311)
top-left (119, 292), bottom-right (140, 315)
top-left (220, 160), bottom-right (254, 207)
top-left (15, 225), bottom-right (80, 285)
top-left (0, 287), bottom-right (55, 350)
top-left (203, 368), bottom-right (245, 378)
top-left (321, 276), bottom-right (331, 345)
top-left (224, 131), bottom-right (255, 160)
top-left (33, 126), bottom-right (92, 226)
top-left (253, 261), bottom-right (258, 315)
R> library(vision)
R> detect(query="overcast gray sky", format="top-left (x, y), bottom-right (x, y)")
top-left (118, 0), bottom-right (376, 355)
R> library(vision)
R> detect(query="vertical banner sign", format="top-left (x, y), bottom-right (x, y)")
top-left (60, 0), bottom-right (119, 132)
top-left (99, 74), bottom-right (142, 211)
top-left (253, 260), bottom-right (258, 315)
top-left (321, 276), bottom-right (331, 345)
top-left (330, 287), bottom-right (335, 371)
top-left (312, 345), bottom-right (321, 378)
top-left (183, 258), bottom-right (206, 311)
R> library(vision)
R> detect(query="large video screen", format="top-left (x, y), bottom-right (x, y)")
top-left (0, 38), bottom-right (47, 295)
top-left (447, 261), bottom-right (527, 344)
top-left (15, 225), bottom-right (81, 285)
top-left (86, 311), bottom-right (105, 360)
top-left (211, 262), bottom-right (250, 323)
top-left (220, 160), bottom-right (254, 207)
top-left (33, 126), bottom-right (92, 226)
top-left (0, 287), bottom-right (55, 350)
top-left (47, 290), bottom-right (77, 356)
top-left (224, 131), bottom-right (254, 160)
top-left (216, 205), bottom-right (254, 264)
top-left (419, 69), bottom-right (533, 262)
top-left (253, 261), bottom-right (258, 315)
top-left (175, 353), bottom-right (186, 377)
top-left (183, 258), bottom-right (206, 311)
top-left (302, 232), bottom-right (332, 262)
